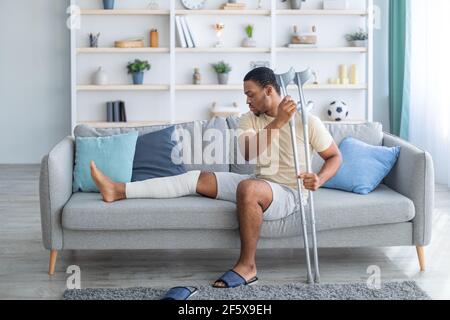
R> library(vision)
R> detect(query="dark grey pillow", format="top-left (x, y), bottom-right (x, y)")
top-left (132, 126), bottom-right (186, 182)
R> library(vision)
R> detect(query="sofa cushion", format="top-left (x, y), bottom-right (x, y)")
top-left (62, 185), bottom-right (414, 236)
top-left (132, 126), bottom-right (186, 182)
top-left (62, 194), bottom-right (239, 231)
top-left (260, 184), bottom-right (415, 238)
top-left (74, 117), bottom-right (230, 173)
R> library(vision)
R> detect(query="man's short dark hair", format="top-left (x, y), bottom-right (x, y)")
top-left (244, 67), bottom-right (281, 95)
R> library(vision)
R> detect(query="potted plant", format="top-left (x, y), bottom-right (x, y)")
top-left (127, 59), bottom-right (151, 85)
top-left (345, 29), bottom-right (368, 47)
top-left (242, 24), bottom-right (256, 48)
top-left (103, 0), bottom-right (115, 10)
top-left (212, 61), bottom-right (232, 85)
top-left (281, 0), bottom-right (306, 10)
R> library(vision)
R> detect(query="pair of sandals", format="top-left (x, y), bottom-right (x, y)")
top-left (161, 270), bottom-right (259, 300)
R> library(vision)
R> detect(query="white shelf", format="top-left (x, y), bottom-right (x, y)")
top-left (176, 84), bottom-right (367, 91)
top-left (80, 9), bottom-right (367, 16)
top-left (78, 121), bottom-right (173, 128)
top-left (276, 9), bottom-right (368, 16)
top-left (175, 9), bottom-right (271, 16)
top-left (275, 47), bottom-right (367, 53)
top-left (80, 9), bottom-right (170, 15)
top-left (323, 120), bottom-right (368, 125)
top-left (176, 47), bottom-right (271, 53)
top-left (77, 85), bottom-right (170, 91)
top-left (77, 47), bottom-right (170, 54)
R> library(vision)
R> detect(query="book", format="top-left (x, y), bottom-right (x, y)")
top-left (180, 16), bottom-right (194, 48)
top-left (106, 102), bottom-right (114, 122)
top-left (119, 101), bottom-right (127, 122)
top-left (182, 16), bottom-right (196, 48)
top-left (113, 101), bottom-right (121, 122)
top-left (175, 16), bottom-right (187, 48)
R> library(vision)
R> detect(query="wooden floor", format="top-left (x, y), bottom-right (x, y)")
top-left (1, 165), bottom-right (449, 300)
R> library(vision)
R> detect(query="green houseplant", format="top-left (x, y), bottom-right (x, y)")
top-left (127, 59), bottom-right (151, 85)
top-left (345, 29), bottom-right (369, 47)
top-left (242, 24), bottom-right (256, 48)
top-left (212, 61), bottom-right (232, 85)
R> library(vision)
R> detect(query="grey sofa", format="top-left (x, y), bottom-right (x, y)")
top-left (40, 117), bottom-right (435, 275)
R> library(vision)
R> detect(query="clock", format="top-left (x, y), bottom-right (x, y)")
top-left (181, 0), bottom-right (207, 10)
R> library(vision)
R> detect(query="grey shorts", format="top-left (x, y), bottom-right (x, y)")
top-left (213, 172), bottom-right (306, 221)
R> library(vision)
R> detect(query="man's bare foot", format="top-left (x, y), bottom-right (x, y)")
top-left (90, 161), bottom-right (126, 203)
top-left (213, 263), bottom-right (257, 288)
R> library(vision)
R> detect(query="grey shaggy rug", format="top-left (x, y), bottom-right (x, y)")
top-left (63, 281), bottom-right (430, 300)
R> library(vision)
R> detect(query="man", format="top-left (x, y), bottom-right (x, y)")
top-left (90, 67), bottom-right (342, 288)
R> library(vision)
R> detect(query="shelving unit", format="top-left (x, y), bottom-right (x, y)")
top-left (71, 0), bottom-right (374, 131)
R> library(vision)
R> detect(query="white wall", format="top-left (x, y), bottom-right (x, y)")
top-left (0, 0), bottom-right (390, 164)
top-left (0, 0), bottom-right (71, 164)
top-left (373, 0), bottom-right (390, 132)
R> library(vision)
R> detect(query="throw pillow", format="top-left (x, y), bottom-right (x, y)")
top-left (73, 131), bottom-right (138, 192)
top-left (132, 126), bottom-right (186, 182)
top-left (323, 137), bottom-right (401, 195)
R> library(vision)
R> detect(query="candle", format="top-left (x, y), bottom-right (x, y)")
top-left (351, 64), bottom-right (358, 84)
top-left (339, 65), bottom-right (348, 82)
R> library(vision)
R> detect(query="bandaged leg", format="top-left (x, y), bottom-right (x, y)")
top-left (125, 171), bottom-right (201, 199)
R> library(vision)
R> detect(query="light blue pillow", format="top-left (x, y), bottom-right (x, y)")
top-left (73, 131), bottom-right (138, 193)
top-left (323, 137), bottom-right (400, 195)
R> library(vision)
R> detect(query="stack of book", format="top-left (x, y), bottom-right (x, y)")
top-left (221, 2), bottom-right (246, 10)
top-left (106, 101), bottom-right (127, 122)
top-left (175, 16), bottom-right (197, 48)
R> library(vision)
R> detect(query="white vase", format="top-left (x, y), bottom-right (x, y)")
top-left (93, 67), bottom-right (108, 85)
top-left (351, 40), bottom-right (367, 48)
top-left (242, 37), bottom-right (256, 48)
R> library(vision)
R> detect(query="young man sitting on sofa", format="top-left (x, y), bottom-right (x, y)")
top-left (90, 67), bottom-right (343, 289)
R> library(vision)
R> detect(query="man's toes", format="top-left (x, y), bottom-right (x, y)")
top-left (213, 281), bottom-right (226, 288)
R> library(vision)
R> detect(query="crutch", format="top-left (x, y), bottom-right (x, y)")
top-left (293, 68), bottom-right (320, 284)
top-left (275, 68), bottom-right (314, 284)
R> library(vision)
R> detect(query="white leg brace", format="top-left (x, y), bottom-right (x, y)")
top-left (125, 171), bottom-right (201, 199)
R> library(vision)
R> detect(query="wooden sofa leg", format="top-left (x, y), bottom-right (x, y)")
top-left (49, 250), bottom-right (58, 275)
top-left (416, 246), bottom-right (426, 272)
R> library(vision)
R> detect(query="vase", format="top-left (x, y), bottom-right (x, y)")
top-left (217, 73), bottom-right (229, 85)
top-left (290, 0), bottom-right (303, 9)
top-left (93, 67), bottom-right (108, 85)
top-left (132, 72), bottom-right (144, 85)
top-left (351, 40), bottom-right (367, 47)
top-left (103, 0), bottom-right (115, 10)
top-left (242, 37), bottom-right (256, 48)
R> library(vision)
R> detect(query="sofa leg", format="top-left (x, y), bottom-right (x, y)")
top-left (49, 250), bottom-right (58, 275)
top-left (416, 246), bottom-right (425, 272)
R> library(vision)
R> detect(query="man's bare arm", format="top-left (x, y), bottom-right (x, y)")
top-left (239, 96), bottom-right (297, 162)
top-left (300, 141), bottom-right (342, 191)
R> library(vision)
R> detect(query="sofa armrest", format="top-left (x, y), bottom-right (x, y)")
top-left (383, 133), bottom-right (435, 246)
top-left (39, 136), bottom-right (75, 250)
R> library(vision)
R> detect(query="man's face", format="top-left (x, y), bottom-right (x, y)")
top-left (244, 80), bottom-right (271, 116)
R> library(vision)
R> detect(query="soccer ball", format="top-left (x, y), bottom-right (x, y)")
top-left (327, 101), bottom-right (349, 122)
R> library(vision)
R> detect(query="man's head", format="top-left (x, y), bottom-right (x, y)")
top-left (243, 67), bottom-right (281, 116)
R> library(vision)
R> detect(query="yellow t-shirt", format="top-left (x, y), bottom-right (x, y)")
top-left (239, 112), bottom-right (334, 194)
